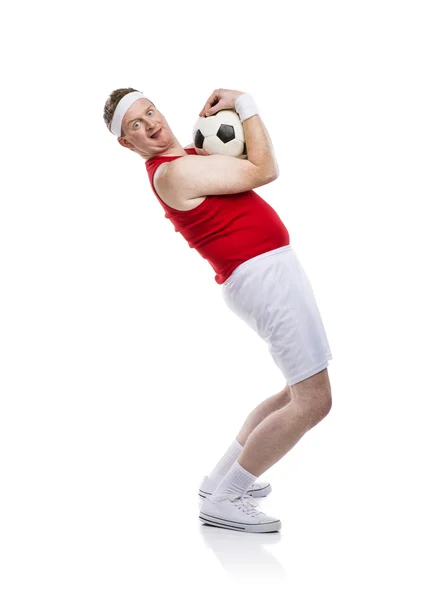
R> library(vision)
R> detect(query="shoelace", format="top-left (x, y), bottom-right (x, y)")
top-left (229, 494), bottom-right (263, 516)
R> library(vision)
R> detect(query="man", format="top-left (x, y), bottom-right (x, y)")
top-left (103, 87), bottom-right (333, 533)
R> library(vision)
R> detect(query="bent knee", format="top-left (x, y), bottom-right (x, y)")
top-left (290, 368), bottom-right (332, 423)
top-left (319, 394), bottom-right (332, 418)
top-left (309, 394), bottom-right (332, 425)
top-left (293, 393), bottom-right (332, 426)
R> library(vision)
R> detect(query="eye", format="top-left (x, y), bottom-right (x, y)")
top-left (133, 110), bottom-right (154, 129)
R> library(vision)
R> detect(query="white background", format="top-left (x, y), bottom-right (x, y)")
top-left (1, 0), bottom-right (427, 597)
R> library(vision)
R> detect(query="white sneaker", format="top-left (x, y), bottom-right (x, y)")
top-left (199, 493), bottom-right (281, 533)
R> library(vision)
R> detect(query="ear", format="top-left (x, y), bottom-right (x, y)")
top-left (118, 137), bottom-right (136, 152)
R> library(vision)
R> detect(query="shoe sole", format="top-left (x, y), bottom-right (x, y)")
top-left (199, 511), bottom-right (281, 533)
top-left (198, 483), bottom-right (272, 500)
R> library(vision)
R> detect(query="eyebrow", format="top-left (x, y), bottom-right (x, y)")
top-left (126, 105), bottom-right (154, 128)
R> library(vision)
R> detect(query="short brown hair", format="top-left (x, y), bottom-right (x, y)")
top-left (103, 87), bottom-right (140, 136)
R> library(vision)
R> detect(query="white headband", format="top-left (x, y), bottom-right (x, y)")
top-left (111, 91), bottom-right (149, 137)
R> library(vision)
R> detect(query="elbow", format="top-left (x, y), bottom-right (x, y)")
top-left (266, 169), bottom-right (280, 183)
top-left (253, 166), bottom-right (280, 188)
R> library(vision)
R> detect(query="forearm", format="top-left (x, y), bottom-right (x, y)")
top-left (242, 114), bottom-right (279, 180)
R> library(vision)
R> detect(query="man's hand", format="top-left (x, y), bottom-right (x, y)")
top-left (199, 88), bottom-right (245, 117)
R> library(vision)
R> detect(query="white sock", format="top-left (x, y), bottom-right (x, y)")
top-left (212, 459), bottom-right (258, 497)
top-left (207, 439), bottom-right (243, 485)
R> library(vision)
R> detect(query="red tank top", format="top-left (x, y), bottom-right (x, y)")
top-left (145, 147), bottom-right (290, 284)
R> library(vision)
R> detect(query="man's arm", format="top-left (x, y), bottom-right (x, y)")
top-left (157, 150), bottom-right (277, 208)
top-left (156, 90), bottom-right (279, 202)
top-left (159, 112), bottom-right (278, 201)
top-left (200, 89), bottom-right (279, 181)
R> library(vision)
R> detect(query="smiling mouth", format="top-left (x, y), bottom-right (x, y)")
top-left (151, 129), bottom-right (161, 138)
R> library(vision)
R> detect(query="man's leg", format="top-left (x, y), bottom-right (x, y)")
top-left (204, 385), bottom-right (291, 486)
top-left (235, 384), bottom-right (292, 446)
top-left (239, 369), bottom-right (332, 476)
top-left (211, 369), bottom-right (332, 496)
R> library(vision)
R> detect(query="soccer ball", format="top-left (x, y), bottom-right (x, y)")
top-left (192, 109), bottom-right (247, 159)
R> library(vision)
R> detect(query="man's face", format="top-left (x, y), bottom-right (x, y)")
top-left (119, 98), bottom-right (171, 157)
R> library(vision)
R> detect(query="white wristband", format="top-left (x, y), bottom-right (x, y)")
top-left (235, 93), bottom-right (259, 122)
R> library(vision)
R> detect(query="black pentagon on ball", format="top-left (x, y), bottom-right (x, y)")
top-left (217, 124), bottom-right (235, 143)
top-left (194, 130), bottom-right (205, 149)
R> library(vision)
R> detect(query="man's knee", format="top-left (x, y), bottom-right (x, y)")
top-left (289, 368), bottom-right (332, 424)
top-left (312, 393), bottom-right (332, 423)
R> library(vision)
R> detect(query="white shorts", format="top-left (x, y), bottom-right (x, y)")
top-left (221, 245), bottom-right (333, 386)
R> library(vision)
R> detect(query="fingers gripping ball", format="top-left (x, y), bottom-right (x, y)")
top-left (192, 109), bottom-right (247, 159)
